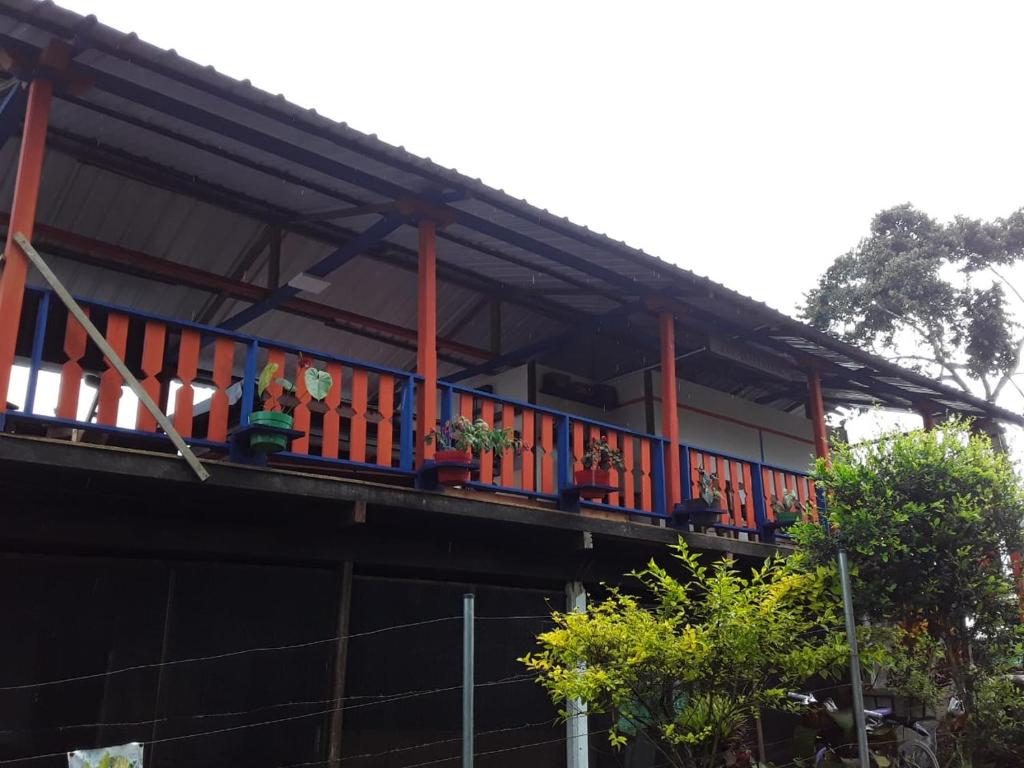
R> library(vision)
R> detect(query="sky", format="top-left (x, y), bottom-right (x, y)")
top-left (28, 0), bottom-right (1024, 448)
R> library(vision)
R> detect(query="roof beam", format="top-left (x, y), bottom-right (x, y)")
top-left (218, 214), bottom-right (404, 331)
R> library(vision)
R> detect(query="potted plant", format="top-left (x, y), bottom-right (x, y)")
top-left (575, 436), bottom-right (625, 499)
top-left (425, 416), bottom-right (521, 486)
top-left (248, 359), bottom-right (333, 453)
top-left (673, 468), bottom-right (726, 527)
top-left (770, 489), bottom-right (806, 527)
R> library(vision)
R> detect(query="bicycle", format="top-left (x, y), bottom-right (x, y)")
top-left (786, 691), bottom-right (939, 768)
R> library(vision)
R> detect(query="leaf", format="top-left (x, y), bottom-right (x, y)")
top-left (304, 367), bottom-right (333, 401)
top-left (257, 362), bottom-right (279, 397)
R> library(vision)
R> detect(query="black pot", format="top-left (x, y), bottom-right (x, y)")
top-left (672, 498), bottom-right (725, 528)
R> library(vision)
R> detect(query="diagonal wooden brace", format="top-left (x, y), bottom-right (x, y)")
top-left (13, 232), bottom-right (210, 481)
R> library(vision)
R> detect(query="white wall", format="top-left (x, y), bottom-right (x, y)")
top-left (463, 363), bottom-right (816, 472)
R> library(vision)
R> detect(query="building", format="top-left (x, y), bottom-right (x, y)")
top-left (0, 3), bottom-right (1018, 767)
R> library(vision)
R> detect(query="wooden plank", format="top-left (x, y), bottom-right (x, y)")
top-left (173, 329), bottom-right (200, 438)
top-left (349, 368), bottom-right (368, 463)
top-left (540, 414), bottom-right (554, 494)
top-left (136, 321), bottom-right (165, 432)
top-left (56, 308), bottom-right (88, 420)
top-left (460, 391), bottom-right (473, 420)
top-left (96, 312), bottom-right (128, 426)
top-left (321, 362), bottom-right (343, 459)
top-left (207, 337), bottom-right (234, 443)
top-left (606, 431), bottom-right (620, 507)
top-left (623, 436), bottom-right (636, 510)
top-left (376, 375), bottom-right (395, 467)
top-left (500, 403), bottom-right (515, 486)
top-left (572, 421), bottom-right (585, 472)
top-left (479, 399), bottom-right (495, 484)
top-left (640, 438), bottom-right (653, 511)
top-left (521, 409), bottom-right (535, 492)
top-left (291, 359), bottom-right (311, 455)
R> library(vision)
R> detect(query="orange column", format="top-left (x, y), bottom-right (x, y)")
top-left (416, 219), bottom-right (438, 465)
top-left (807, 368), bottom-right (830, 462)
top-left (659, 311), bottom-right (682, 507)
top-left (919, 408), bottom-right (936, 431)
top-left (0, 44), bottom-right (68, 411)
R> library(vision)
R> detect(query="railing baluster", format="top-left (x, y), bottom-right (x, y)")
top-left (751, 462), bottom-right (768, 536)
top-left (640, 438), bottom-right (653, 512)
top-left (555, 415), bottom-right (572, 493)
top-left (652, 438), bottom-right (667, 517)
top-left (622, 435), bottom-right (636, 510)
top-left (173, 329), bottom-right (201, 438)
top-left (137, 321), bottom-right (167, 432)
top-left (606, 431), bottom-right (620, 507)
top-left (500, 403), bottom-right (515, 485)
top-left (56, 307), bottom-right (88, 421)
top-left (321, 361), bottom-right (343, 459)
top-left (349, 368), bottom-right (369, 463)
top-left (540, 414), bottom-right (555, 494)
top-left (207, 336), bottom-right (234, 443)
top-left (97, 312), bottom-right (129, 426)
top-left (377, 374), bottom-right (395, 467)
top-left (478, 399), bottom-right (495, 485)
top-left (291, 356), bottom-right (311, 455)
top-left (521, 409), bottom-right (536, 492)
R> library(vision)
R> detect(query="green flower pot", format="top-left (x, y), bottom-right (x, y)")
top-left (247, 411), bottom-right (294, 453)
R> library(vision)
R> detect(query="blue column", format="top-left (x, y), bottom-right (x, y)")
top-left (652, 439), bottom-right (667, 517)
top-left (239, 339), bottom-right (259, 427)
top-left (24, 290), bottom-right (50, 414)
top-left (556, 415), bottom-right (572, 492)
top-left (400, 375), bottom-right (416, 471)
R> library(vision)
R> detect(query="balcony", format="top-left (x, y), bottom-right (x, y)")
top-left (3, 285), bottom-right (817, 543)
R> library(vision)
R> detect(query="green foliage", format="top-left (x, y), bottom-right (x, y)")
top-left (521, 541), bottom-right (852, 768)
top-left (303, 366), bottom-right (333, 401)
top-left (582, 436), bottom-right (626, 471)
top-left (802, 203), bottom-right (1024, 404)
top-left (424, 415), bottom-right (521, 456)
top-left (256, 359), bottom-right (334, 415)
top-left (792, 420), bottom-right (1024, 763)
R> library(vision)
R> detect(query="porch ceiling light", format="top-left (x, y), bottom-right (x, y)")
top-left (287, 272), bottom-right (332, 294)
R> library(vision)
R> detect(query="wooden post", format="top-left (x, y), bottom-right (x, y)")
top-left (807, 368), bottom-right (830, 462)
top-left (0, 42), bottom-right (68, 411)
top-left (919, 407), bottom-right (936, 431)
top-left (327, 561), bottom-right (354, 767)
top-left (659, 312), bottom-right (682, 507)
top-left (416, 220), bottom-right (438, 465)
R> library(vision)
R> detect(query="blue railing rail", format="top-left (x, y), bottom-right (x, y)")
top-left (12, 286), bottom-right (419, 472)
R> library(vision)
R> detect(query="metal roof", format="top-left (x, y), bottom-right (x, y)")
top-left (0, 0), bottom-right (1019, 425)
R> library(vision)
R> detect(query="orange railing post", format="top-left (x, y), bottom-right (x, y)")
top-left (659, 311), bottom-right (682, 507)
top-left (416, 219), bottom-right (438, 465)
top-left (0, 42), bottom-right (68, 412)
top-left (807, 367), bottom-right (830, 463)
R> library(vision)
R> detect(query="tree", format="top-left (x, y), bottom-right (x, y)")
top-left (521, 541), bottom-right (852, 768)
top-left (802, 204), bottom-right (1024, 410)
top-left (793, 421), bottom-right (1024, 765)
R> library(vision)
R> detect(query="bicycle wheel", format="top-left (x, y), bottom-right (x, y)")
top-left (898, 741), bottom-right (939, 768)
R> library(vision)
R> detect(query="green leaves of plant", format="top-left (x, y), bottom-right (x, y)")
top-left (304, 367), bottom-right (333, 401)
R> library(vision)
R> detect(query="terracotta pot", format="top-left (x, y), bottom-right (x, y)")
top-left (574, 468), bottom-right (611, 499)
top-left (436, 448), bottom-right (473, 485)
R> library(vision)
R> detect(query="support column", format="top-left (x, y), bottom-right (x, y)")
top-left (806, 368), bottom-right (830, 462)
top-left (565, 581), bottom-right (589, 768)
top-left (327, 561), bottom-right (354, 767)
top-left (0, 44), bottom-right (67, 411)
top-left (659, 312), bottom-right (682, 507)
top-left (918, 406), bottom-right (936, 431)
top-left (416, 219), bottom-right (438, 465)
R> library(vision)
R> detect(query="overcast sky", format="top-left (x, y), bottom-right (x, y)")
top-left (41, 1), bottom-right (1024, 446)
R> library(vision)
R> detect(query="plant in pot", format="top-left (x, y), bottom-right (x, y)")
top-left (674, 468), bottom-right (726, 527)
top-left (248, 359), bottom-right (333, 453)
top-left (425, 416), bottom-right (521, 486)
top-left (770, 489), bottom-right (807, 527)
top-left (575, 436), bottom-right (624, 500)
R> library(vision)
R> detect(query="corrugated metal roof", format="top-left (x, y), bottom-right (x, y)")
top-left (0, 0), bottom-right (1017, 425)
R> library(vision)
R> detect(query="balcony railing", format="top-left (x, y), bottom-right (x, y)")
top-left (6, 286), bottom-right (818, 540)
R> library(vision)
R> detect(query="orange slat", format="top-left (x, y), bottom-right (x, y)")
top-left (572, 421), bottom-right (585, 472)
top-left (500, 403), bottom-right (515, 486)
top-left (521, 409), bottom-right (535, 492)
top-left (96, 312), bottom-right (129, 426)
top-left (742, 462), bottom-right (755, 528)
top-left (715, 458), bottom-right (728, 519)
top-left (349, 368), bottom-right (368, 463)
top-left (291, 359), bottom-right (311, 455)
top-left (56, 308), bottom-right (88, 420)
top-left (479, 399), bottom-right (495, 484)
top-left (640, 439), bottom-right (653, 511)
top-left (265, 348), bottom-right (286, 412)
top-left (796, 473), bottom-right (809, 523)
top-left (540, 414), bottom-right (554, 494)
top-left (808, 479), bottom-right (820, 522)
top-left (623, 437), bottom-right (636, 510)
top-left (207, 337), bottom-right (234, 443)
top-left (321, 362), bottom-right (343, 459)
top-left (173, 329), bottom-right (200, 438)
top-left (729, 461), bottom-right (744, 527)
top-left (376, 375), bottom-right (395, 467)
top-left (690, 449), bottom-right (702, 498)
top-left (606, 432), bottom-right (620, 506)
top-left (460, 392), bottom-right (473, 420)
top-left (136, 321), bottom-right (166, 432)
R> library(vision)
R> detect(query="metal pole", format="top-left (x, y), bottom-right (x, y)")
top-left (462, 593), bottom-right (475, 768)
top-left (837, 548), bottom-right (870, 768)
